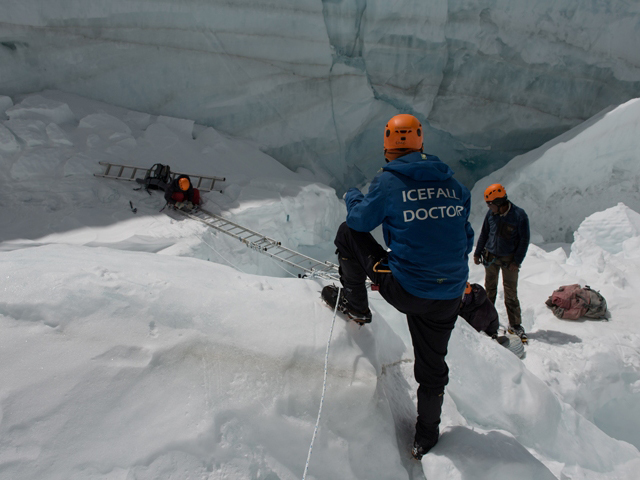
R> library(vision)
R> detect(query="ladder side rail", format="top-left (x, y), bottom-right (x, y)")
top-left (252, 238), bottom-right (279, 248)
top-left (130, 166), bottom-right (145, 180)
top-left (310, 266), bottom-right (338, 276)
top-left (257, 244), bottom-right (340, 276)
top-left (118, 166), bottom-right (137, 181)
top-left (176, 173), bottom-right (225, 182)
top-left (259, 250), bottom-right (339, 281)
top-left (264, 243), bottom-right (340, 273)
top-left (238, 233), bottom-right (261, 241)
top-left (95, 162), bottom-right (226, 191)
top-left (94, 172), bottom-right (139, 182)
top-left (296, 258), bottom-right (329, 270)
top-left (177, 209), bottom-right (342, 281)
top-left (198, 209), bottom-right (281, 246)
top-left (99, 161), bottom-right (137, 169)
top-left (99, 161), bottom-right (139, 168)
top-left (193, 213), bottom-right (226, 227)
top-left (95, 162), bottom-right (147, 182)
top-left (182, 211), bottom-right (280, 251)
top-left (170, 172), bottom-right (226, 193)
top-left (184, 213), bottom-right (254, 245)
top-left (94, 161), bottom-right (116, 178)
top-left (186, 175), bottom-right (203, 189)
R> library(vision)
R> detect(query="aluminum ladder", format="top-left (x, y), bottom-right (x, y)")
top-left (176, 207), bottom-right (341, 282)
top-left (94, 161), bottom-right (226, 192)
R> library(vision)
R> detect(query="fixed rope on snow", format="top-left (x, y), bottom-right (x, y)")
top-left (301, 285), bottom-right (340, 480)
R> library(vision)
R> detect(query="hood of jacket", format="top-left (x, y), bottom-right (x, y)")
top-left (382, 152), bottom-right (454, 182)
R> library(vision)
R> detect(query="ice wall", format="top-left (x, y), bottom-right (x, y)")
top-left (470, 97), bottom-right (640, 243)
top-left (2, 0), bottom-right (640, 191)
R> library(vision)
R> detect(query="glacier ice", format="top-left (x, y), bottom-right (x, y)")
top-left (1, 0), bottom-right (640, 191)
top-left (470, 97), bottom-right (640, 244)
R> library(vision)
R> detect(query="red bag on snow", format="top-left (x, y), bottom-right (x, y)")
top-left (545, 284), bottom-right (608, 320)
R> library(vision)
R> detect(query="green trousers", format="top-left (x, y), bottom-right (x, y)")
top-left (484, 253), bottom-right (521, 327)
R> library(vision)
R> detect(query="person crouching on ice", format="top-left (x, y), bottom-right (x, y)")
top-left (322, 114), bottom-right (474, 460)
top-left (459, 282), bottom-right (499, 338)
top-left (164, 175), bottom-right (201, 211)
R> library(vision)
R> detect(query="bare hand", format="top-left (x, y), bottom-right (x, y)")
top-left (473, 256), bottom-right (481, 265)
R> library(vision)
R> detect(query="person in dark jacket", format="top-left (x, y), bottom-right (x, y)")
top-left (460, 282), bottom-right (527, 357)
top-left (322, 114), bottom-right (474, 460)
top-left (473, 183), bottom-right (529, 342)
top-left (164, 175), bottom-right (201, 210)
top-left (459, 282), bottom-right (499, 338)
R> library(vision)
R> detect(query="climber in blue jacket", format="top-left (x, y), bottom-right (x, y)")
top-left (322, 114), bottom-right (474, 460)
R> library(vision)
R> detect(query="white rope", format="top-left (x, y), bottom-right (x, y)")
top-left (199, 222), bottom-right (339, 479)
top-left (301, 285), bottom-right (340, 480)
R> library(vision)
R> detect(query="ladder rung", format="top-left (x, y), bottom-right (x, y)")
top-left (172, 207), bottom-right (341, 282)
top-left (95, 162), bottom-right (224, 192)
top-left (240, 234), bottom-right (260, 241)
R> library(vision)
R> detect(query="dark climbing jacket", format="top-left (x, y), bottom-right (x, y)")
top-left (459, 283), bottom-right (499, 336)
top-left (474, 202), bottom-right (530, 266)
top-left (164, 175), bottom-right (201, 205)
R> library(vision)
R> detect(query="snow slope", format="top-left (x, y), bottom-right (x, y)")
top-left (1, 91), bottom-right (639, 479)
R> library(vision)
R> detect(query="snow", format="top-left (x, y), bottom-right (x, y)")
top-left (2, 2), bottom-right (640, 191)
top-left (1, 91), bottom-right (640, 479)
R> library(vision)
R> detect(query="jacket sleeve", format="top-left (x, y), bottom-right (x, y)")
top-left (513, 210), bottom-right (530, 265)
top-left (345, 174), bottom-right (387, 232)
top-left (164, 186), bottom-right (174, 203)
top-left (464, 194), bottom-right (474, 255)
top-left (474, 212), bottom-right (490, 257)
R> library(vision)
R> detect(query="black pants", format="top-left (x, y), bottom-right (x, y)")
top-left (334, 222), bottom-right (460, 448)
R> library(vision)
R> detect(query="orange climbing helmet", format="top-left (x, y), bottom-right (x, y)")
top-left (178, 177), bottom-right (191, 191)
top-left (384, 114), bottom-right (423, 160)
top-left (484, 183), bottom-right (507, 203)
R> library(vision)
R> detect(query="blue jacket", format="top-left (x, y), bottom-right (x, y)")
top-left (345, 152), bottom-right (474, 300)
top-left (474, 202), bottom-right (530, 265)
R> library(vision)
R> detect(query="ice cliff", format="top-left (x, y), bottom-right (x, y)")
top-left (2, 0), bottom-right (639, 191)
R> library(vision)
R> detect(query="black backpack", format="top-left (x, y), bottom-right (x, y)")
top-left (135, 163), bottom-right (172, 191)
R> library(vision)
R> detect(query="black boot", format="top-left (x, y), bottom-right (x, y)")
top-left (321, 285), bottom-right (372, 324)
top-left (411, 441), bottom-right (432, 461)
top-left (412, 390), bottom-right (444, 459)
